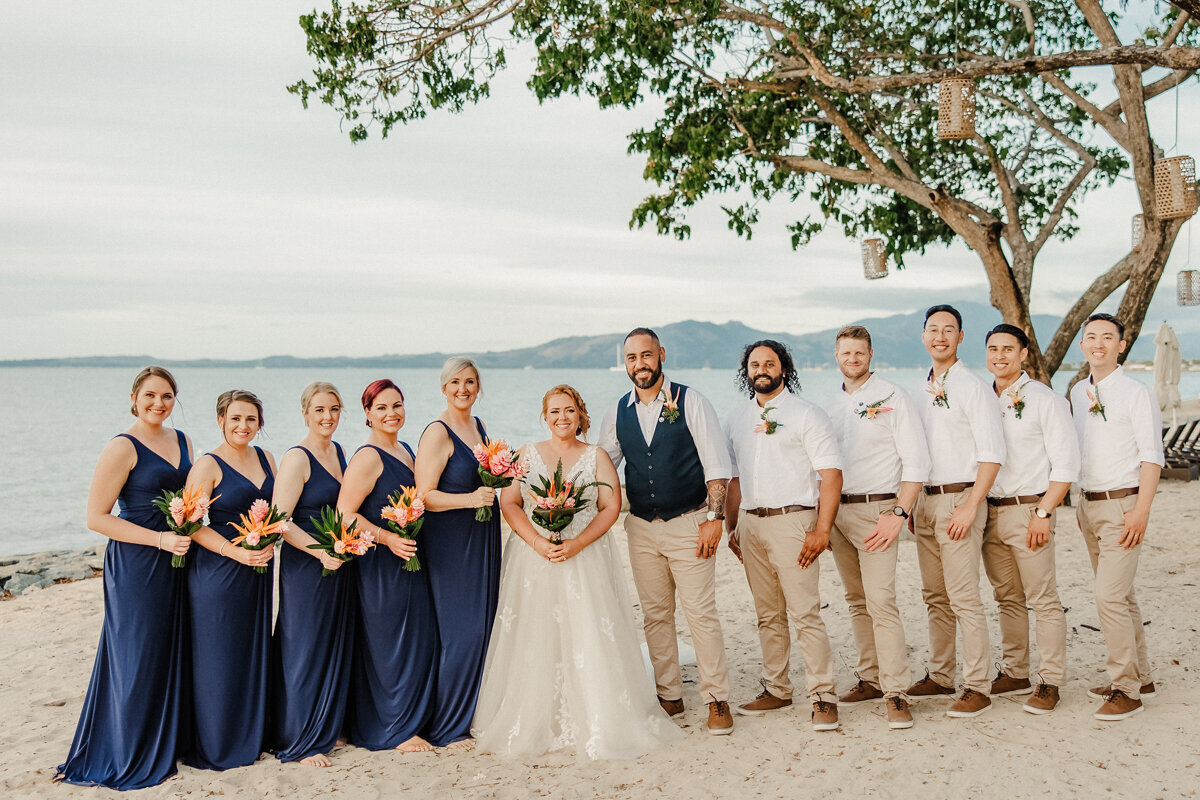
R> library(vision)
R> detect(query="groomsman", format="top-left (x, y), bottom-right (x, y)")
top-left (723, 340), bottom-right (843, 732)
top-left (825, 326), bottom-right (930, 730)
top-left (598, 327), bottom-right (735, 735)
top-left (981, 324), bottom-right (1079, 714)
top-left (1070, 313), bottom-right (1164, 721)
top-left (909, 305), bottom-right (1005, 718)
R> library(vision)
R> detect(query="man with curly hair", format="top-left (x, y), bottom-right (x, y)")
top-left (722, 339), bottom-right (844, 731)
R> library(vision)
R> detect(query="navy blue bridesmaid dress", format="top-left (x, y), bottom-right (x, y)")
top-left (420, 419), bottom-right (501, 746)
top-left (57, 430), bottom-right (191, 790)
top-left (346, 443), bottom-right (438, 750)
top-left (269, 443), bottom-right (355, 762)
top-left (185, 447), bottom-right (274, 771)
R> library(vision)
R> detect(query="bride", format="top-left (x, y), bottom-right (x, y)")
top-left (472, 385), bottom-right (683, 760)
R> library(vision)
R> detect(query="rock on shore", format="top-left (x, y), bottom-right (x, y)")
top-left (0, 544), bottom-right (105, 597)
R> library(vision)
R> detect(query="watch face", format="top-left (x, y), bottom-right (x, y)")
top-left (892, 506), bottom-right (907, 518)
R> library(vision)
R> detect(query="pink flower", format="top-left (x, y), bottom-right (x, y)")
top-left (488, 451), bottom-right (514, 475)
top-left (472, 444), bottom-right (489, 466)
top-left (168, 497), bottom-right (186, 527)
top-left (360, 528), bottom-right (376, 545)
top-left (410, 498), bottom-right (425, 518)
top-left (188, 499), bottom-right (208, 524)
top-left (536, 496), bottom-right (554, 509)
top-left (245, 531), bottom-right (261, 547)
top-left (753, 422), bottom-right (768, 434)
top-left (249, 499), bottom-right (270, 524)
top-left (333, 539), bottom-right (347, 554)
top-left (564, 497), bottom-right (576, 508)
top-left (509, 460), bottom-right (529, 479)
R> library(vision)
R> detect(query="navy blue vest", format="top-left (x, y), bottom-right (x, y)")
top-left (616, 382), bottom-right (707, 521)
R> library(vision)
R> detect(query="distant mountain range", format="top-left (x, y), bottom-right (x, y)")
top-left (2, 301), bottom-right (1187, 370)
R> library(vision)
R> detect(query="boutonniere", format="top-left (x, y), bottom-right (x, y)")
top-left (856, 391), bottom-right (895, 420)
top-left (659, 387), bottom-right (681, 424)
top-left (1005, 381), bottom-right (1028, 420)
top-left (1086, 385), bottom-right (1106, 421)
top-left (754, 405), bottom-right (783, 434)
top-left (926, 369), bottom-right (950, 408)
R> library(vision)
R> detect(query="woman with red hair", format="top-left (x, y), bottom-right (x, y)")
top-left (336, 379), bottom-right (438, 752)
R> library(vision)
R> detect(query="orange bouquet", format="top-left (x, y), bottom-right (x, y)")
top-left (380, 486), bottom-right (426, 572)
top-left (230, 499), bottom-right (289, 573)
top-left (308, 506), bottom-right (376, 576)
top-left (152, 485), bottom-right (218, 567)
top-left (471, 439), bottom-right (527, 522)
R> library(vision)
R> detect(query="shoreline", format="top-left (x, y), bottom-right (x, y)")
top-left (0, 545), bottom-right (105, 598)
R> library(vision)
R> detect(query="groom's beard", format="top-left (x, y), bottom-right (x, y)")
top-left (630, 363), bottom-right (663, 390)
top-left (753, 373), bottom-right (783, 396)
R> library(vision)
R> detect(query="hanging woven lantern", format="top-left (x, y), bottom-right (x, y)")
top-left (861, 238), bottom-right (887, 280)
top-left (937, 78), bottom-right (976, 140)
top-left (1179, 270), bottom-right (1200, 306)
top-left (1131, 214), bottom-right (1145, 250)
top-left (1154, 156), bottom-right (1198, 220)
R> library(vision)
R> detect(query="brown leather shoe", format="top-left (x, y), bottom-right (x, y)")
top-left (707, 700), bottom-right (734, 735)
top-left (736, 689), bottom-right (792, 716)
top-left (658, 696), bottom-right (684, 718)
top-left (1022, 684), bottom-right (1060, 715)
top-left (1087, 682), bottom-right (1155, 700)
top-left (990, 670), bottom-right (1033, 696)
top-left (839, 679), bottom-right (884, 704)
top-left (946, 689), bottom-right (991, 718)
top-left (811, 701), bottom-right (839, 731)
top-left (906, 671), bottom-right (955, 698)
top-left (886, 696), bottom-right (914, 729)
top-left (1094, 690), bottom-right (1144, 721)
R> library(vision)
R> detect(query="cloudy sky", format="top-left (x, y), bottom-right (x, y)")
top-left (2, 1), bottom-right (1198, 360)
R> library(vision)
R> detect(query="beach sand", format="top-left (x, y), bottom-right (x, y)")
top-left (3, 483), bottom-right (1198, 799)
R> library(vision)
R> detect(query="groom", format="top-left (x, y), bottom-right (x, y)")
top-left (598, 327), bottom-right (735, 735)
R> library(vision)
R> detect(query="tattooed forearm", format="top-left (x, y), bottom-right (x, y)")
top-left (706, 479), bottom-right (728, 515)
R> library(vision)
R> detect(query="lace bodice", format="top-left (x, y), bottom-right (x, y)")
top-left (521, 444), bottom-right (600, 541)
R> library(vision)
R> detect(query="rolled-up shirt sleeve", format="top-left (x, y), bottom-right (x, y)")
top-left (801, 407), bottom-right (843, 472)
top-left (597, 404), bottom-right (624, 471)
top-left (965, 377), bottom-right (1006, 465)
top-left (723, 412), bottom-right (741, 480)
top-left (892, 389), bottom-right (931, 484)
top-left (1043, 393), bottom-right (1081, 484)
top-left (1130, 384), bottom-right (1166, 467)
top-left (685, 389), bottom-right (733, 482)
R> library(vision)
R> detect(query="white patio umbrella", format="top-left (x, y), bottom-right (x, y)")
top-left (1154, 322), bottom-right (1183, 423)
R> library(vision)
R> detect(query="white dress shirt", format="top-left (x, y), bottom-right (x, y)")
top-left (989, 372), bottom-right (1080, 497)
top-left (724, 390), bottom-right (842, 509)
top-left (1070, 366), bottom-right (1165, 491)
top-left (917, 360), bottom-right (1006, 485)
top-left (825, 372), bottom-right (930, 495)
top-left (598, 377), bottom-right (732, 482)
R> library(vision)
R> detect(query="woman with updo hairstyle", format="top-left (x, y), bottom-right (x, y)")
top-left (268, 381), bottom-right (354, 767)
top-left (57, 367), bottom-right (195, 790)
top-left (184, 389), bottom-right (277, 770)
top-left (415, 356), bottom-right (502, 749)
top-left (472, 385), bottom-right (682, 759)
top-left (336, 379), bottom-right (437, 751)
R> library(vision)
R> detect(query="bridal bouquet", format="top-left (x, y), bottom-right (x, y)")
top-left (230, 499), bottom-right (290, 573)
top-left (380, 486), bottom-right (426, 572)
top-left (472, 440), bottom-right (528, 522)
top-left (308, 506), bottom-right (376, 576)
top-left (151, 485), bottom-right (218, 568)
top-left (526, 458), bottom-right (610, 542)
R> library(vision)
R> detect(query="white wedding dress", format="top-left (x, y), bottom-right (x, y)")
top-left (472, 444), bottom-right (683, 760)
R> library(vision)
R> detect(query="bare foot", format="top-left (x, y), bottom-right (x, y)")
top-left (445, 737), bottom-right (475, 752)
top-left (397, 735), bottom-right (434, 753)
top-left (299, 753), bottom-right (332, 767)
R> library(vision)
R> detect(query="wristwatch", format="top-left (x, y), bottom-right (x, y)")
top-left (891, 505), bottom-right (910, 519)
top-left (706, 511), bottom-right (725, 522)
top-left (1033, 507), bottom-right (1052, 520)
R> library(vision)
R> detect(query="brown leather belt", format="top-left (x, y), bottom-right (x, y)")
top-left (923, 482), bottom-right (974, 495)
top-left (744, 504), bottom-right (815, 517)
top-left (986, 494), bottom-right (1043, 507)
top-left (840, 493), bottom-right (898, 504)
top-left (1083, 487), bottom-right (1139, 501)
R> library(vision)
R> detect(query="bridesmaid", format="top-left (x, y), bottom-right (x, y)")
top-left (415, 357), bottom-right (501, 749)
top-left (269, 382), bottom-right (353, 767)
top-left (184, 390), bottom-right (276, 771)
top-left (337, 379), bottom-right (437, 752)
top-left (56, 367), bottom-right (194, 790)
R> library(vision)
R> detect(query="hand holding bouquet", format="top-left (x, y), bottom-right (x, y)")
top-left (308, 506), bottom-right (376, 576)
top-left (527, 458), bottom-right (610, 543)
top-left (380, 486), bottom-right (426, 572)
top-left (230, 499), bottom-right (289, 574)
top-left (152, 485), bottom-right (218, 567)
top-left (472, 440), bottom-right (527, 522)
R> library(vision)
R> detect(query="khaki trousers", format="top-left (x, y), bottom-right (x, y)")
top-left (829, 500), bottom-right (910, 698)
top-left (625, 509), bottom-right (730, 702)
top-left (982, 504), bottom-right (1067, 685)
top-left (1077, 495), bottom-right (1151, 698)
top-left (915, 489), bottom-right (991, 694)
top-left (739, 510), bottom-right (837, 703)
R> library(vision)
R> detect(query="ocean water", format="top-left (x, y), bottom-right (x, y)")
top-left (3, 365), bottom-right (1195, 556)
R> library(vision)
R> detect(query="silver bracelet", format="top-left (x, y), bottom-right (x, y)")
top-left (219, 540), bottom-right (230, 557)
top-left (157, 532), bottom-right (163, 550)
